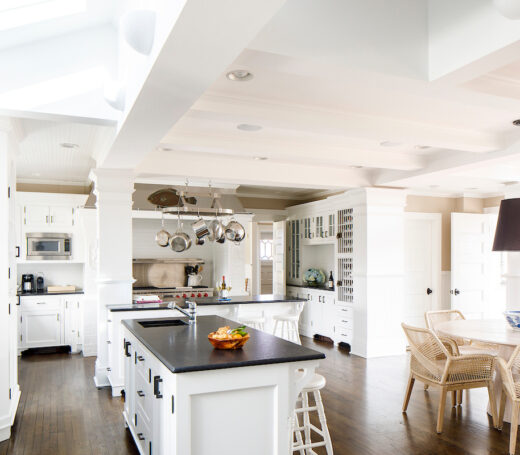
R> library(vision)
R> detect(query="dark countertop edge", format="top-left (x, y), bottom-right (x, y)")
top-left (18, 290), bottom-right (84, 296)
top-left (108, 305), bottom-right (173, 312)
top-left (287, 284), bottom-right (335, 292)
top-left (122, 317), bottom-right (325, 374)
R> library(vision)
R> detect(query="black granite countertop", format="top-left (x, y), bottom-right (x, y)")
top-left (122, 315), bottom-right (325, 373)
top-left (18, 290), bottom-right (84, 297)
top-left (287, 284), bottom-right (335, 292)
top-left (107, 294), bottom-right (304, 312)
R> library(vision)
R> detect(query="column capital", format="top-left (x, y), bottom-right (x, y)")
top-left (89, 168), bottom-right (135, 196)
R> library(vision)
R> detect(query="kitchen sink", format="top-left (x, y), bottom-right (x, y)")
top-left (138, 319), bottom-right (188, 328)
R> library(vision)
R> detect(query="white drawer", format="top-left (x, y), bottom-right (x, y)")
top-left (134, 406), bottom-right (152, 455)
top-left (20, 295), bottom-right (61, 311)
top-left (336, 306), bottom-right (353, 319)
top-left (336, 328), bottom-right (353, 344)
top-left (135, 347), bottom-right (151, 383)
top-left (135, 372), bottom-right (153, 426)
top-left (336, 317), bottom-right (353, 330)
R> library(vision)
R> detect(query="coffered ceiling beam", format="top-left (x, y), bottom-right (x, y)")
top-left (136, 150), bottom-right (370, 189)
top-left (98, 0), bottom-right (287, 169)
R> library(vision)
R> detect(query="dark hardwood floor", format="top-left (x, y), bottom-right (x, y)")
top-left (0, 338), bottom-right (513, 454)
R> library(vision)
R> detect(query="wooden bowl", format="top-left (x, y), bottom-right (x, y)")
top-left (208, 333), bottom-right (250, 350)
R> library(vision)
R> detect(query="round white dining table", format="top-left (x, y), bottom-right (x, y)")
top-left (436, 318), bottom-right (520, 423)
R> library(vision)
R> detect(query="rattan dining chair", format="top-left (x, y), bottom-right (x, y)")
top-left (402, 323), bottom-right (498, 434)
top-left (497, 345), bottom-right (520, 455)
top-left (425, 310), bottom-right (499, 355)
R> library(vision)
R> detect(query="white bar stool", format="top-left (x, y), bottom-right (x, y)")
top-left (237, 311), bottom-right (265, 331)
top-left (272, 302), bottom-right (304, 345)
top-left (293, 373), bottom-right (333, 454)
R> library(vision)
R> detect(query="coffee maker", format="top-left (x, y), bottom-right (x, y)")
top-left (36, 275), bottom-right (44, 293)
top-left (21, 274), bottom-right (34, 294)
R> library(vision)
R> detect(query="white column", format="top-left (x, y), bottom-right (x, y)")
top-left (90, 169), bottom-right (134, 387)
top-left (503, 186), bottom-right (520, 311)
top-left (0, 120), bottom-right (20, 442)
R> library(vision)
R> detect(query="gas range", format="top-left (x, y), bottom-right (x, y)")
top-left (132, 286), bottom-right (214, 300)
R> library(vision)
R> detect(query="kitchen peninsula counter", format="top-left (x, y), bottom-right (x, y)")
top-left (122, 315), bottom-right (324, 454)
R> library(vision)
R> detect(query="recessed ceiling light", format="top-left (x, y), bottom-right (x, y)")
top-left (513, 119), bottom-right (520, 126)
top-left (350, 165), bottom-right (364, 169)
top-left (380, 141), bottom-right (402, 147)
top-left (414, 145), bottom-right (431, 150)
top-left (60, 142), bottom-right (79, 149)
top-left (503, 181), bottom-right (520, 186)
top-left (226, 69), bottom-right (253, 81)
top-left (253, 156), bottom-right (268, 161)
top-left (157, 145), bottom-right (173, 152)
top-left (237, 124), bottom-right (262, 132)
top-left (465, 187), bottom-right (478, 190)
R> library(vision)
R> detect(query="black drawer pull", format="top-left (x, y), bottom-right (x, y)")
top-left (124, 341), bottom-right (131, 357)
top-left (137, 433), bottom-right (145, 441)
top-left (137, 390), bottom-right (145, 397)
top-left (137, 355), bottom-right (145, 362)
top-left (153, 375), bottom-right (163, 398)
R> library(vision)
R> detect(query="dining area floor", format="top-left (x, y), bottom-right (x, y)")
top-left (0, 337), bottom-right (513, 455)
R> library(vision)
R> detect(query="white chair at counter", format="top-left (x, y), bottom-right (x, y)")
top-left (237, 310), bottom-right (266, 331)
top-left (272, 301), bottom-right (305, 344)
top-left (293, 372), bottom-right (333, 454)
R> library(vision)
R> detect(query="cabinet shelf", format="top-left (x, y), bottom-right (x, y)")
top-left (17, 260), bottom-right (85, 265)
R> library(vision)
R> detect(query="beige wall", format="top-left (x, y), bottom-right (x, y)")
top-left (17, 183), bottom-right (91, 194)
top-left (405, 195), bottom-right (503, 271)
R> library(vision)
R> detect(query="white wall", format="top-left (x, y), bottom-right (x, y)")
top-left (301, 244), bottom-right (334, 280)
top-left (17, 263), bottom-right (84, 289)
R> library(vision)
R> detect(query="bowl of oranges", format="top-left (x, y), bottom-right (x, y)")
top-left (208, 325), bottom-right (250, 350)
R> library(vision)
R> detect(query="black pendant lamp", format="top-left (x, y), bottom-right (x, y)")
top-left (493, 198), bottom-right (520, 251)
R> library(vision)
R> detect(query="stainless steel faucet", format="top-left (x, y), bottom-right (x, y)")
top-left (169, 300), bottom-right (197, 325)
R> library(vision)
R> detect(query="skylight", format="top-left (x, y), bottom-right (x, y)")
top-left (0, 0), bottom-right (86, 31)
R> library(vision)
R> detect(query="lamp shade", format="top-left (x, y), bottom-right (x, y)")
top-left (493, 198), bottom-right (520, 251)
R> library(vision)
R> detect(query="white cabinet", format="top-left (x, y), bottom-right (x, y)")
top-left (21, 310), bottom-right (61, 348)
top-left (287, 219), bottom-right (301, 282)
top-left (19, 294), bottom-right (83, 353)
top-left (23, 205), bottom-right (74, 228)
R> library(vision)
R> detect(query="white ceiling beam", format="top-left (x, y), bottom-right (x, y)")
top-left (136, 150), bottom-right (370, 189)
top-left (161, 132), bottom-right (424, 171)
top-left (98, 0), bottom-right (287, 169)
top-left (179, 94), bottom-right (502, 153)
top-left (374, 140), bottom-right (520, 187)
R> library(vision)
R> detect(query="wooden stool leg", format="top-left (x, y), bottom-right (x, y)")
top-left (457, 389), bottom-right (463, 406)
top-left (510, 402), bottom-right (520, 455)
top-left (436, 388), bottom-right (447, 434)
top-left (451, 391), bottom-right (457, 407)
top-left (424, 384), bottom-right (429, 391)
top-left (402, 375), bottom-right (415, 412)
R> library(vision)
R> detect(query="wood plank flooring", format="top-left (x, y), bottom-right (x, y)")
top-left (0, 338), bottom-right (514, 454)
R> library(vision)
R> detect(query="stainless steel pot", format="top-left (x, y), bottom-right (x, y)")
top-left (169, 215), bottom-right (191, 252)
top-left (155, 214), bottom-right (171, 247)
top-left (225, 220), bottom-right (245, 242)
top-left (209, 219), bottom-right (225, 243)
top-left (192, 217), bottom-right (210, 240)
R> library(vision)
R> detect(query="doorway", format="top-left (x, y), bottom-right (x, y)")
top-left (403, 213), bottom-right (442, 327)
top-left (257, 223), bottom-right (274, 294)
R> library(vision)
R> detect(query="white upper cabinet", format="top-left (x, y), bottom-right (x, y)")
top-left (23, 205), bottom-right (74, 228)
top-left (24, 204), bottom-right (50, 226)
top-left (50, 206), bottom-right (75, 227)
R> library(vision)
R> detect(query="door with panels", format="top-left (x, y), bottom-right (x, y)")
top-left (451, 213), bottom-right (502, 319)
top-left (272, 221), bottom-right (286, 295)
top-left (403, 213), bottom-right (441, 327)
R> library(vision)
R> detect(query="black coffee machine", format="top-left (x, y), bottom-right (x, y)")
top-left (21, 274), bottom-right (34, 294)
top-left (36, 275), bottom-right (44, 293)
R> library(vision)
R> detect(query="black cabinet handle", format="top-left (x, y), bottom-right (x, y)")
top-left (454, 288), bottom-right (460, 295)
top-left (138, 356), bottom-right (144, 362)
top-left (15, 246), bottom-right (20, 258)
top-left (137, 433), bottom-right (145, 441)
top-left (426, 288), bottom-right (433, 295)
top-left (153, 375), bottom-right (163, 398)
top-left (137, 390), bottom-right (145, 397)
top-left (124, 341), bottom-right (131, 357)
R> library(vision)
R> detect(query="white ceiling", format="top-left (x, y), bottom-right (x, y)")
top-left (7, 0), bottom-right (520, 198)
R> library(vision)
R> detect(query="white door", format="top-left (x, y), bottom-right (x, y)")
top-left (272, 221), bottom-right (286, 295)
top-left (21, 311), bottom-right (62, 348)
top-left (451, 213), bottom-right (503, 319)
top-left (403, 214), bottom-right (441, 327)
top-left (50, 206), bottom-right (73, 227)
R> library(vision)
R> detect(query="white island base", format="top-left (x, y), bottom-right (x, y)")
top-left (123, 327), bottom-right (320, 455)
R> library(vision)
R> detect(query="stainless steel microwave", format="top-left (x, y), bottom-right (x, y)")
top-left (26, 233), bottom-right (72, 260)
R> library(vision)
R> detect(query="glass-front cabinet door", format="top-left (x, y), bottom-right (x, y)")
top-left (288, 219), bottom-right (301, 281)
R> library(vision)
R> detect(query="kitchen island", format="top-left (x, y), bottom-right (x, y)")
top-left (105, 295), bottom-right (306, 397)
top-left (122, 315), bottom-right (324, 455)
